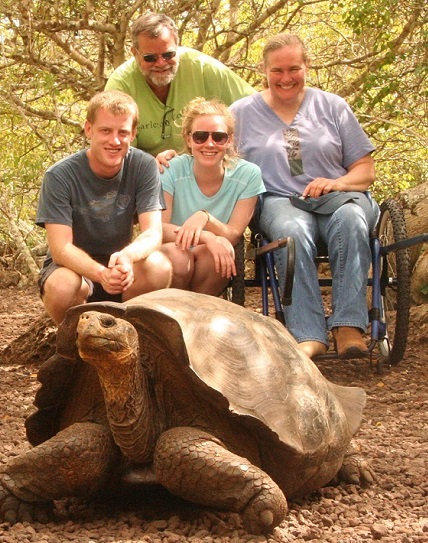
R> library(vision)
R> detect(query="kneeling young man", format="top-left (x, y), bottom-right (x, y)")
top-left (36, 90), bottom-right (172, 324)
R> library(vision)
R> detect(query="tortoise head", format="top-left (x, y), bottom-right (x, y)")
top-left (57, 301), bottom-right (127, 359)
top-left (76, 311), bottom-right (139, 369)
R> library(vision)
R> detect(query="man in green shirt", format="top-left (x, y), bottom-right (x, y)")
top-left (105, 12), bottom-right (255, 156)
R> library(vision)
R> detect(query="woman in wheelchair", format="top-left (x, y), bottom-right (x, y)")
top-left (231, 33), bottom-right (379, 359)
top-left (158, 98), bottom-right (265, 295)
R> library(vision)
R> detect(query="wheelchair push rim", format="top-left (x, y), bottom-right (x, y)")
top-left (375, 199), bottom-right (411, 366)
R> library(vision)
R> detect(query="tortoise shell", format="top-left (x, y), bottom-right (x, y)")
top-left (26, 288), bottom-right (366, 498)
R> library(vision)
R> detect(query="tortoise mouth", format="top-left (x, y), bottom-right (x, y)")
top-left (77, 334), bottom-right (113, 349)
top-left (77, 334), bottom-right (132, 356)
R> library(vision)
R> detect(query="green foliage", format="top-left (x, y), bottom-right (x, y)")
top-left (341, 0), bottom-right (400, 35)
top-left (0, 0), bottom-right (427, 261)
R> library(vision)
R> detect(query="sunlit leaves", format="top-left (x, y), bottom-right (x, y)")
top-left (0, 0), bottom-right (426, 255)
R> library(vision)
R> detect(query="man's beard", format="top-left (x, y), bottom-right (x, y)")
top-left (140, 62), bottom-right (179, 88)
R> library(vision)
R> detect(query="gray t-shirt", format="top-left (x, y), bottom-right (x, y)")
top-left (36, 147), bottom-right (165, 257)
top-left (230, 88), bottom-right (375, 197)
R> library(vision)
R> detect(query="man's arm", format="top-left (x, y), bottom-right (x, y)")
top-left (105, 210), bottom-right (163, 292)
top-left (108, 210), bottom-right (163, 267)
top-left (45, 224), bottom-right (105, 284)
top-left (45, 223), bottom-right (128, 294)
top-left (46, 208), bottom-right (164, 295)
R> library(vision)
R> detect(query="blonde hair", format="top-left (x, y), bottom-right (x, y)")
top-left (180, 97), bottom-right (239, 163)
top-left (86, 90), bottom-right (139, 130)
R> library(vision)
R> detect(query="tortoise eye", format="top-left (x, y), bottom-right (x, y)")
top-left (100, 315), bottom-right (116, 328)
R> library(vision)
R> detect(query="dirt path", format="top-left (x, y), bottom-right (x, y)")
top-left (0, 286), bottom-right (427, 543)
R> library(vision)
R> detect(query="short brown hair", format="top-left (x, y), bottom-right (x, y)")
top-left (262, 33), bottom-right (309, 65)
top-left (180, 97), bottom-right (239, 163)
top-left (86, 90), bottom-right (139, 130)
top-left (131, 13), bottom-right (179, 49)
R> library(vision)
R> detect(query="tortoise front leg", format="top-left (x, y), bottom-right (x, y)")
top-left (0, 421), bottom-right (120, 524)
top-left (153, 427), bottom-right (288, 534)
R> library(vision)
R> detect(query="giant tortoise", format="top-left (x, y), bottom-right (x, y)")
top-left (0, 289), bottom-right (373, 533)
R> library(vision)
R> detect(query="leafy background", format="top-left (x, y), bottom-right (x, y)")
top-left (0, 0), bottom-right (427, 274)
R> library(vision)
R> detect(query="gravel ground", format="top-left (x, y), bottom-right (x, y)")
top-left (0, 285), bottom-right (427, 543)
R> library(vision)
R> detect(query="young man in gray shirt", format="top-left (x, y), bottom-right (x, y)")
top-left (36, 90), bottom-right (172, 324)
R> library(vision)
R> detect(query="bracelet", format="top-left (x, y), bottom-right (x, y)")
top-left (201, 209), bottom-right (210, 224)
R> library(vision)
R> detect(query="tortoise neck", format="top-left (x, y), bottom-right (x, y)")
top-left (94, 353), bottom-right (161, 463)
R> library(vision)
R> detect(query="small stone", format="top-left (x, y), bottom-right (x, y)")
top-left (371, 522), bottom-right (389, 539)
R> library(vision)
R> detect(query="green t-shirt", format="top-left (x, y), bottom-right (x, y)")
top-left (105, 47), bottom-right (255, 156)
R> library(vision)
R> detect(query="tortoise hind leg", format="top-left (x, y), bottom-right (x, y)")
top-left (153, 427), bottom-right (288, 534)
top-left (336, 442), bottom-right (376, 486)
top-left (0, 421), bottom-right (120, 524)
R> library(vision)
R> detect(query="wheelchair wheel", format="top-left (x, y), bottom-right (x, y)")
top-left (377, 199), bottom-right (411, 365)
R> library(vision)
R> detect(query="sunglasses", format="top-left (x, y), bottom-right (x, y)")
top-left (138, 50), bottom-right (177, 63)
top-left (191, 131), bottom-right (229, 145)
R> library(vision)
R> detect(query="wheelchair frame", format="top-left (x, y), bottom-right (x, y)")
top-left (229, 198), bottom-right (428, 372)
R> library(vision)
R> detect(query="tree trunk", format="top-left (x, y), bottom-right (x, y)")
top-left (410, 247), bottom-right (428, 305)
top-left (397, 182), bottom-right (428, 304)
top-left (9, 215), bottom-right (41, 280)
top-left (1, 314), bottom-right (57, 365)
top-left (0, 195), bottom-right (40, 281)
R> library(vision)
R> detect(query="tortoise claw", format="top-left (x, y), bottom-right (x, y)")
top-left (0, 482), bottom-right (54, 525)
top-left (240, 484), bottom-right (288, 534)
top-left (337, 443), bottom-right (376, 486)
top-left (338, 456), bottom-right (376, 485)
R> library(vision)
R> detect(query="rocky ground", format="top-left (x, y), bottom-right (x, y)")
top-left (0, 284), bottom-right (427, 543)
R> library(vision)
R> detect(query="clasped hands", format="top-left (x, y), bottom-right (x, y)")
top-left (174, 212), bottom-right (236, 278)
top-left (98, 252), bottom-right (134, 295)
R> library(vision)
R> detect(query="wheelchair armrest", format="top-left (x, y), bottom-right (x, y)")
top-left (245, 236), bottom-right (295, 307)
top-left (245, 236), bottom-right (290, 260)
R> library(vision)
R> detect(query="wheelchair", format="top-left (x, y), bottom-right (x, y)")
top-left (228, 198), bottom-right (428, 372)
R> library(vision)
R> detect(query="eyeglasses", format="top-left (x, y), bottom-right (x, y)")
top-left (136, 50), bottom-right (177, 63)
top-left (190, 131), bottom-right (229, 145)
